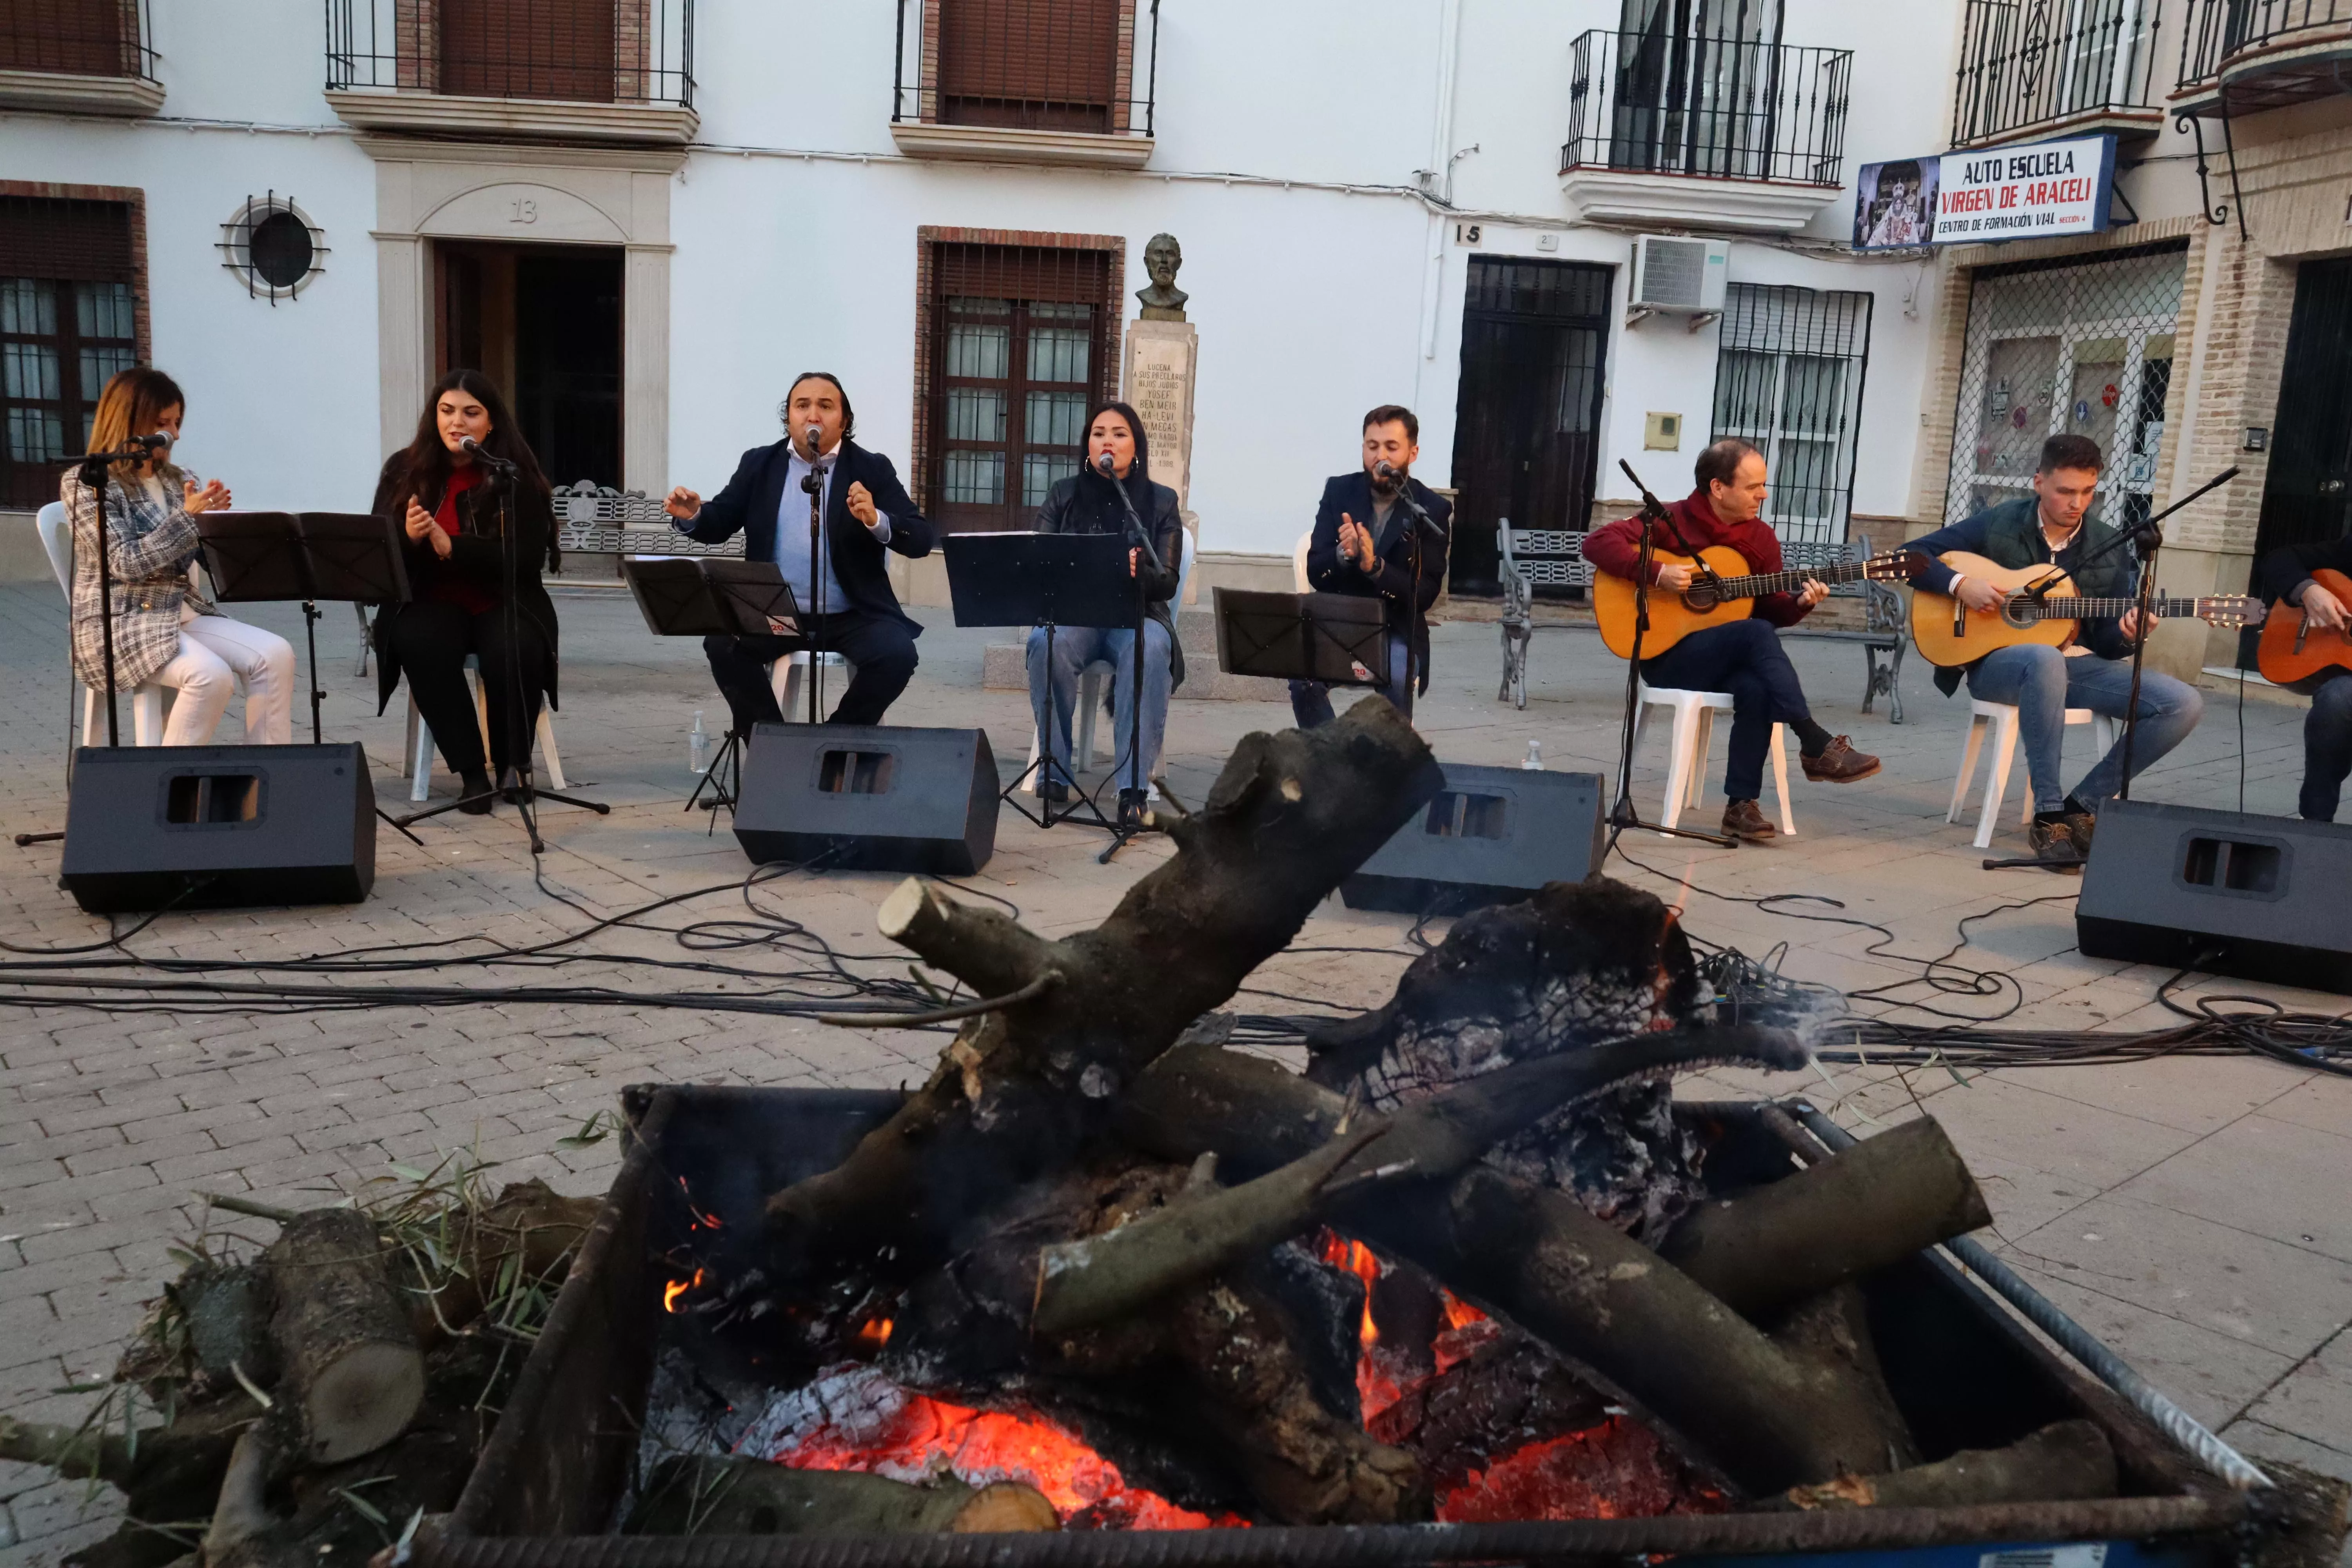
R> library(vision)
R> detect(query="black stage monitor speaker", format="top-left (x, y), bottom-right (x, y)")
top-left (734, 724), bottom-right (999, 875)
top-left (1341, 764), bottom-right (1606, 915)
top-left (60, 742), bottom-right (376, 914)
top-left (2077, 799), bottom-right (2352, 994)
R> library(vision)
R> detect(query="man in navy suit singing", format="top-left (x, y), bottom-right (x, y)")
top-left (664, 372), bottom-right (935, 733)
top-left (1291, 404), bottom-right (1452, 728)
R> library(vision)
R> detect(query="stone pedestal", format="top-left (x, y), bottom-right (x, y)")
top-left (1123, 317), bottom-right (1199, 599)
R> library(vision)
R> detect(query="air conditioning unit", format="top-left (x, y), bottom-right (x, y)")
top-left (1627, 236), bottom-right (1729, 328)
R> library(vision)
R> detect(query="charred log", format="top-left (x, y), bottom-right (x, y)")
top-left (1121, 1043), bottom-right (1915, 1495)
top-left (763, 701), bottom-right (1445, 1277)
top-left (1783, 1419), bottom-right (2116, 1510)
top-left (1764, 1284), bottom-right (1917, 1472)
top-left (1659, 1117), bottom-right (1991, 1319)
top-left (626, 1459), bottom-right (1058, 1536)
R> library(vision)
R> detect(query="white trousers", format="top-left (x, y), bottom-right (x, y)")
top-left (152, 615), bottom-right (296, 746)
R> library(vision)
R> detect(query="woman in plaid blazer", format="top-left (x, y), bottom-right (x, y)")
top-left (64, 368), bottom-right (294, 746)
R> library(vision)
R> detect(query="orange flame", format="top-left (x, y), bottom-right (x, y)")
top-left (854, 1316), bottom-right (894, 1350)
top-left (662, 1267), bottom-right (706, 1314)
top-left (1439, 1289), bottom-right (1487, 1331)
top-left (1317, 1230), bottom-right (1405, 1418)
top-left (773, 1377), bottom-right (1242, 1530)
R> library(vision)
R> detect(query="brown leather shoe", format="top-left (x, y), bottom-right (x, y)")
top-left (1802, 735), bottom-right (1882, 783)
top-left (2063, 809), bottom-right (2098, 853)
top-left (2028, 816), bottom-right (2085, 871)
top-left (1722, 798), bottom-right (1778, 844)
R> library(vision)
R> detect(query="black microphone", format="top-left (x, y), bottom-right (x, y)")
top-left (804, 423), bottom-right (828, 467)
top-left (130, 432), bottom-right (171, 455)
top-left (457, 436), bottom-right (518, 474)
top-left (1096, 451), bottom-right (1118, 477)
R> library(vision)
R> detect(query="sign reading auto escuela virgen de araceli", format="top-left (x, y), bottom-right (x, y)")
top-left (1851, 133), bottom-right (2116, 252)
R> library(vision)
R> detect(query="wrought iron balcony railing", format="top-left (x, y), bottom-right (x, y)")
top-left (1951, 0), bottom-right (2163, 146)
top-left (1562, 29), bottom-right (1852, 185)
top-left (0, 0), bottom-right (157, 81)
top-left (325, 0), bottom-right (693, 108)
top-left (2178, 0), bottom-right (2352, 96)
top-left (892, 0), bottom-right (1158, 139)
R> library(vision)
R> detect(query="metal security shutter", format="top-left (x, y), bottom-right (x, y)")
top-left (1711, 284), bottom-right (1872, 546)
top-left (441, 0), bottom-right (616, 102)
top-left (1, 196), bottom-right (140, 509)
top-left (928, 243), bottom-right (1115, 533)
top-left (938, 0), bottom-right (1119, 132)
top-left (1945, 240), bottom-right (2188, 531)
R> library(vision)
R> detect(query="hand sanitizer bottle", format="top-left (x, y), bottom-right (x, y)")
top-left (688, 710), bottom-right (710, 775)
top-left (1523, 739), bottom-right (1544, 771)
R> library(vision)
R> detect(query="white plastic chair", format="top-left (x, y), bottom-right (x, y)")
top-left (1292, 529), bottom-right (1313, 593)
top-left (770, 650), bottom-right (855, 722)
top-left (1631, 679), bottom-right (1795, 837)
top-left (405, 655), bottom-right (566, 802)
top-left (1947, 700), bottom-right (2119, 849)
top-left (38, 501), bottom-right (169, 747)
top-left (1025, 528), bottom-right (1196, 795)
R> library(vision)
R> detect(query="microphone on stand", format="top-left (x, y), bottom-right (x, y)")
top-left (1377, 460), bottom-right (1448, 543)
top-left (130, 432), bottom-right (171, 456)
top-left (457, 435), bottom-right (518, 473)
top-left (1096, 451), bottom-right (1118, 477)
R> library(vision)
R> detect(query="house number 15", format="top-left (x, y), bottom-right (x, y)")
top-left (509, 198), bottom-right (538, 224)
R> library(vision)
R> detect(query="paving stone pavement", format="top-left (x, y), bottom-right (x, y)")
top-left (0, 579), bottom-right (2345, 1559)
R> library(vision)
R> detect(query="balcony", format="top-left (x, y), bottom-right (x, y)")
top-left (0, 0), bottom-right (162, 116)
top-left (891, 0), bottom-right (1158, 170)
top-left (2176, 0), bottom-right (2352, 114)
top-left (1951, 0), bottom-right (2165, 147)
top-left (323, 0), bottom-right (696, 145)
top-left (1559, 29), bottom-right (1852, 233)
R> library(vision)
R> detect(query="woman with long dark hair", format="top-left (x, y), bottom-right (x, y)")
top-left (64, 367), bottom-right (296, 745)
top-left (369, 369), bottom-right (560, 812)
top-left (1024, 401), bottom-right (1185, 826)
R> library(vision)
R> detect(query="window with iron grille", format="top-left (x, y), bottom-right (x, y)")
top-left (1943, 240), bottom-right (2187, 530)
top-left (0, 195), bottom-right (141, 510)
top-left (1710, 284), bottom-right (1872, 547)
top-left (925, 243), bottom-right (1116, 532)
top-left (325, 0), bottom-right (690, 106)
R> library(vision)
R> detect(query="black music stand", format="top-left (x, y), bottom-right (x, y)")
top-left (199, 511), bottom-right (411, 746)
top-left (621, 556), bottom-right (802, 824)
top-left (198, 510), bottom-right (424, 846)
top-left (1213, 588), bottom-right (1390, 690)
top-left (944, 531), bottom-right (1139, 845)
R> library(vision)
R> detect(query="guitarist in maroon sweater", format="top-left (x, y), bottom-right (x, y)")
top-left (1583, 439), bottom-right (1879, 843)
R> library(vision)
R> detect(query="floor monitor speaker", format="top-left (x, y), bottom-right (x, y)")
top-left (60, 743), bottom-right (376, 914)
top-left (1341, 764), bottom-right (1606, 915)
top-left (734, 724), bottom-right (999, 876)
top-left (2077, 799), bottom-right (2352, 994)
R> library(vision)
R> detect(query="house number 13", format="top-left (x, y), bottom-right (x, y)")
top-left (509, 198), bottom-right (538, 224)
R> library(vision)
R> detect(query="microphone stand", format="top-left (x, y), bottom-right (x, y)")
top-left (396, 449), bottom-right (608, 851)
top-left (1388, 475), bottom-right (1447, 722)
top-left (1607, 460), bottom-right (1735, 851)
top-left (1099, 461), bottom-right (1159, 864)
top-left (804, 431), bottom-right (829, 725)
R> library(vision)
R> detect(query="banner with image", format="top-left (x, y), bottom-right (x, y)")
top-left (1852, 134), bottom-right (2116, 251)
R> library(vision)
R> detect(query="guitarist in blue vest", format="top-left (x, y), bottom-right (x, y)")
top-left (1906, 434), bottom-right (2205, 867)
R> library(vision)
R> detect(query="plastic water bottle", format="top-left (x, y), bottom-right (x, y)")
top-left (1522, 739), bottom-right (1544, 771)
top-left (688, 710), bottom-right (710, 775)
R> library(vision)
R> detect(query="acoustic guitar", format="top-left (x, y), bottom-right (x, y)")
top-left (1593, 545), bottom-right (1920, 660)
top-left (2256, 566), bottom-right (2352, 690)
top-left (1909, 551), bottom-right (2260, 668)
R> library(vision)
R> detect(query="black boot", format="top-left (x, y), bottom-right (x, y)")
top-left (457, 768), bottom-right (495, 815)
top-left (1118, 788), bottom-right (1151, 829)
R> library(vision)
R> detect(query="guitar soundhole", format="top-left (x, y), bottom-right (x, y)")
top-left (1997, 596), bottom-right (2039, 630)
top-left (1683, 582), bottom-right (1722, 612)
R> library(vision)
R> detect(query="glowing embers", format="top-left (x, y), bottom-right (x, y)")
top-left (1436, 1418), bottom-right (1726, 1523)
top-left (761, 1365), bottom-right (1240, 1531)
top-left (663, 1268), bottom-right (707, 1314)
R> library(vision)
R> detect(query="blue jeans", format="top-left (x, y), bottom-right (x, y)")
top-left (2301, 670), bottom-right (2352, 821)
top-left (1964, 644), bottom-right (2204, 813)
top-left (1289, 633), bottom-right (1412, 728)
top-left (1639, 618), bottom-right (1813, 802)
top-left (1026, 621), bottom-right (1172, 792)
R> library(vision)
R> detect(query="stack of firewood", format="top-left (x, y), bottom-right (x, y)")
top-left (0, 1174), bottom-right (599, 1568)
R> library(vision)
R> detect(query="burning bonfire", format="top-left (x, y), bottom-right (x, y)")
top-left (621, 704), bottom-right (2139, 1539)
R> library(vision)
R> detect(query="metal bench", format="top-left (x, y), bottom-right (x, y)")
top-left (1496, 523), bottom-right (1908, 721)
top-left (553, 481), bottom-right (746, 559)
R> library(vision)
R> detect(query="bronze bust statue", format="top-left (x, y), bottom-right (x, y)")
top-left (1136, 233), bottom-right (1188, 321)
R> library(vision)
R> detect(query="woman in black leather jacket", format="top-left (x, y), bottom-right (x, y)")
top-left (1024, 400), bottom-right (1184, 826)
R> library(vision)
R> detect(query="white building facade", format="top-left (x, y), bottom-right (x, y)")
top-left (5, 0), bottom-right (2235, 613)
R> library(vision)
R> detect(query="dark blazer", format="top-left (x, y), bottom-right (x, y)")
top-left (368, 454), bottom-right (561, 715)
top-left (678, 437), bottom-right (933, 633)
top-left (1305, 470), bottom-right (1452, 691)
top-left (1034, 468), bottom-right (1187, 689)
top-left (2259, 536), bottom-right (2352, 606)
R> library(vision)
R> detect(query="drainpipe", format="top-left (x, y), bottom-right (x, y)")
top-left (1415, 0), bottom-right (1468, 408)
